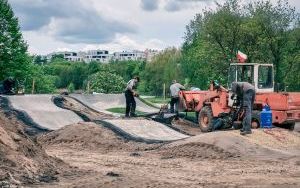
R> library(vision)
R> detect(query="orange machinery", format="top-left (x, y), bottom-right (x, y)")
top-left (179, 63), bottom-right (300, 132)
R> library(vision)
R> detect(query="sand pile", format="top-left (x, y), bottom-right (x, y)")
top-left (162, 129), bottom-right (300, 160)
top-left (38, 122), bottom-right (162, 153)
top-left (159, 142), bottom-right (238, 160)
top-left (0, 97), bottom-right (66, 186)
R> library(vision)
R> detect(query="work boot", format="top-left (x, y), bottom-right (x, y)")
top-left (240, 129), bottom-right (244, 132)
top-left (240, 130), bottom-right (252, 135)
top-left (130, 113), bottom-right (137, 117)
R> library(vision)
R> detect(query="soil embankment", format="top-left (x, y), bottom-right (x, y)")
top-left (38, 121), bottom-right (300, 188)
top-left (1, 95), bottom-right (300, 187)
top-left (0, 97), bottom-right (67, 186)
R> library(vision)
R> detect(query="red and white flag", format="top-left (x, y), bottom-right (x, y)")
top-left (237, 50), bottom-right (247, 63)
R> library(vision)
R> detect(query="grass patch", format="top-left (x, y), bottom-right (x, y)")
top-left (106, 107), bottom-right (147, 115)
top-left (142, 97), bottom-right (170, 104)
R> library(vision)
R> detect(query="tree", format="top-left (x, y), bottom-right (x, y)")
top-left (33, 55), bottom-right (47, 65)
top-left (89, 71), bottom-right (126, 93)
top-left (244, 0), bottom-right (299, 88)
top-left (141, 48), bottom-right (183, 95)
top-left (25, 64), bottom-right (58, 94)
top-left (0, 0), bottom-right (31, 81)
top-left (182, 0), bottom-right (300, 90)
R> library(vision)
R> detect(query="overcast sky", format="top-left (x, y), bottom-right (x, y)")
top-left (8, 0), bottom-right (300, 55)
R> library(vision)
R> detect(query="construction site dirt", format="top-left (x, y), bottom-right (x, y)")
top-left (0, 96), bottom-right (300, 187)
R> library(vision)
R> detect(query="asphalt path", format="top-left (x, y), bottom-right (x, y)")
top-left (4, 94), bottom-right (189, 142)
top-left (101, 119), bottom-right (189, 142)
top-left (6, 95), bottom-right (82, 130)
top-left (71, 94), bottom-right (158, 114)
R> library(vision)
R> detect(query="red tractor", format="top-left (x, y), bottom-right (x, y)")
top-left (178, 63), bottom-right (300, 132)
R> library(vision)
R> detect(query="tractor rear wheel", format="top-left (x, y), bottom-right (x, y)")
top-left (198, 106), bottom-right (214, 132)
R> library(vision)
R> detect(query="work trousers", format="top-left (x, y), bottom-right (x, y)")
top-left (125, 90), bottom-right (136, 117)
top-left (242, 89), bottom-right (256, 131)
top-left (170, 97), bottom-right (179, 114)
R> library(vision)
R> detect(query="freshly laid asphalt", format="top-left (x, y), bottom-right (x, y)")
top-left (71, 94), bottom-right (158, 114)
top-left (102, 119), bottom-right (189, 142)
top-left (5, 95), bottom-right (82, 130)
top-left (4, 94), bottom-right (189, 142)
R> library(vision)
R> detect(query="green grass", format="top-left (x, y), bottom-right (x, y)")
top-left (106, 107), bottom-right (147, 115)
top-left (142, 97), bottom-right (170, 104)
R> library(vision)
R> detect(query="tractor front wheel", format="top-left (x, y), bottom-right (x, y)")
top-left (198, 106), bottom-right (214, 132)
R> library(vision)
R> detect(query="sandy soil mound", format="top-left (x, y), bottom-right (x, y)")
top-left (159, 142), bottom-right (238, 160)
top-left (38, 122), bottom-right (163, 153)
top-left (162, 129), bottom-right (300, 160)
top-left (0, 97), bottom-right (67, 186)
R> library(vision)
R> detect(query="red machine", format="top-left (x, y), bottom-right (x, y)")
top-left (179, 63), bottom-right (300, 132)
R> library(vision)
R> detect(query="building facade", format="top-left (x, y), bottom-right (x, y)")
top-left (113, 50), bottom-right (146, 61)
top-left (47, 49), bottom-right (160, 63)
top-left (84, 50), bottom-right (112, 63)
top-left (47, 52), bottom-right (83, 62)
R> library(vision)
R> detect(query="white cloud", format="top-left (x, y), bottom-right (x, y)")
top-left (9, 0), bottom-right (300, 55)
top-left (82, 34), bottom-right (167, 52)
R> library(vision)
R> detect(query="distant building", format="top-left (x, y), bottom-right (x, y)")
top-left (46, 49), bottom-right (161, 63)
top-left (84, 50), bottom-right (112, 63)
top-left (145, 49), bottom-right (160, 62)
top-left (113, 50), bottom-right (146, 61)
top-left (47, 51), bottom-right (83, 62)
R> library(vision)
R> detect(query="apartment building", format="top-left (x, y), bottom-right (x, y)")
top-left (47, 49), bottom-right (160, 63)
top-left (47, 51), bottom-right (83, 62)
top-left (113, 50), bottom-right (146, 61)
top-left (84, 50), bottom-right (112, 63)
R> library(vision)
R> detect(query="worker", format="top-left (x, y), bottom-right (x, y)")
top-left (125, 76), bottom-right (140, 117)
top-left (231, 82), bottom-right (255, 135)
top-left (170, 80), bottom-right (185, 115)
top-left (0, 77), bottom-right (15, 95)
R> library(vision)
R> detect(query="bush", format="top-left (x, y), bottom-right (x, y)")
top-left (67, 83), bottom-right (75, 93)
top-left (89, 71), bottom-right (126, 93)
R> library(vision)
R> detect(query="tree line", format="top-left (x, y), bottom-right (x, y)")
top-left (1, 0), bottom-right (299, 95)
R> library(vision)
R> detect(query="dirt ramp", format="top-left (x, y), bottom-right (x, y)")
top-left (163, 129), bottom-right (300, 160)
top-left (5, 95), bottom-right (82, 130)
top-left (39, 122), bottom-right (163, 152)
top-left (159, 142), bottom-right (237, 160)
top-left (0, 98), bottom-right (67, 186)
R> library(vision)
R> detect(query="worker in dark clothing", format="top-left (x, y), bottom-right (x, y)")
top-left (125, 76), bottom-right (140, 117)
top-left (231, 82), bottom-right (256, 135)
top-left (169, 80), bottom-right (185, 114)
top-left (0, 77), bottom-right (15, 95)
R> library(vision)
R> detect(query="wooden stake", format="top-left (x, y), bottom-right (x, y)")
top-left (31, 79), bottom-right (35, 94)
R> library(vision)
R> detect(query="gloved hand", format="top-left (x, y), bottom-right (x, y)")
top-left (231, 94), bottom-right (236, 100)
top-left (133, 92), bottom-right (139, 97)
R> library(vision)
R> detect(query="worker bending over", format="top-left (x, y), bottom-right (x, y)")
top-left (170, 80), bottom-right (185, 115)
top-left (231, 82), bottom-right (256, 135)
top-left (125, 76), bottom-right (140, 118)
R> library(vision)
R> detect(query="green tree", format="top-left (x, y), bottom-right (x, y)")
top-left (0, 0), bottom-right (31, 81)
top-left (141, 48), bottom-right (183, 95)
top-left (67, 83), bottom-right (75, 93)
top-left (182, 0), bottom-right (300, 90)
top-left (89, 71), bottom-right (126, 93)
top-left (25, 64), bottom-right (57, 94)
top-left (33, 55), bottom-right (47, 65)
